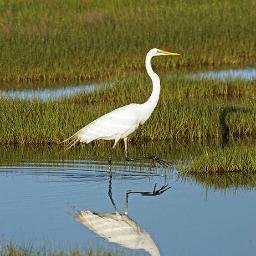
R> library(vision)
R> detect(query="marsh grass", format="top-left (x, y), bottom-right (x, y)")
top-left (0, 0), bottom-right (255, 82)
top-left (1, 75), bottom-right (255, 144)
top-left (188, 143), bottom-right (256, 173)
top-left (0, 242), bottom-right (128, 256)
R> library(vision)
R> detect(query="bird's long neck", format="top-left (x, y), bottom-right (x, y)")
top-left (143, 53), bottom-right (160, 110)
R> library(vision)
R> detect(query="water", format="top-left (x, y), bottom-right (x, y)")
top-left (0, 146), bottom-right (256, 256)
top-left (0, 84), bottom-right (100, 101)
top-left (190, 67), bottom-right (256, 81)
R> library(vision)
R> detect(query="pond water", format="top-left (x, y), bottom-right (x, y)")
top-left (0, 84), bottom-right (100, 101)
top-left (0, 145), bottom-right (256, 256)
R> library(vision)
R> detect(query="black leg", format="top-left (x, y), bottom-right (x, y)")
top-left (108, 155), bottom-right (112, 167)
top-left (107, 162), bottom-right (118, 212)
top-left (123, 138), bottom-right (169, 167)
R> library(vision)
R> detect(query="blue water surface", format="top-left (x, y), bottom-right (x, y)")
top-left (0, 159), bottom-right (255, 256)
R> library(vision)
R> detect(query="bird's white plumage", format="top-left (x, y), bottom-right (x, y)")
top-left (78, 103), bottom-right (141, 142)
top-left (63, 48), bottom-right (180, 151)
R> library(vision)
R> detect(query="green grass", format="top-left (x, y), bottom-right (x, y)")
top-left (1, 76), bottom-right (256, 144)
top-left (0, 0), bottom-right (255, 82)
top-left (172, 138), bottom-right (256, 173)
top-left (0, 242), bottom-right (128, 256)
top-left (1, 0), bottom-right (256, 145)
top-left (187, 142), bottom-right (256, 173)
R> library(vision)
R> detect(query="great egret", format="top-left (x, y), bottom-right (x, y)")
top-left (63, 48), bottom-right (180, 163)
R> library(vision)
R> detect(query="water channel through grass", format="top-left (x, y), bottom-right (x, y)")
top-left (0, 68), bottom-right (255, 101)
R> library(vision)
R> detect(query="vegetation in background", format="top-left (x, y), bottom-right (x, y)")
top-left (0, 0), bottom-right (255, 82)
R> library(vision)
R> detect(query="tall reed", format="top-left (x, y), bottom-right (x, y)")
top-left (0, 76), bottom-right (255, 144)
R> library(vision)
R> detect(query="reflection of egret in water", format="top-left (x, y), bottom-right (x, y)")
top-left (73, 166), bottom-right (170, 256)
top-left (219, 106), bottom-right (250, 148)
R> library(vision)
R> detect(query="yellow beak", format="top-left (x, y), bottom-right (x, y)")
top-left (161, 50), bottom-right (181, 56)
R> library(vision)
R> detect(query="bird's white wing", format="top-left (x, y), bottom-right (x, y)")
top-left (63, 104), bottom-right (141, 149)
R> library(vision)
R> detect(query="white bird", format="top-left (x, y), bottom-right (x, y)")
top-left (63, 48), bottom-right (180, 159)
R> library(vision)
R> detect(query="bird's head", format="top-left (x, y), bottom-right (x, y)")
top-left (149, 48), bottom-right (180, 57)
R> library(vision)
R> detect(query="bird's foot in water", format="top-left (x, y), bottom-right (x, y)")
top-left (125, 155), bottom-right (169, 168)
top-left (125, 156), bottom-right (134, 162)
top-left (148, 156), bottom-right (169, 168)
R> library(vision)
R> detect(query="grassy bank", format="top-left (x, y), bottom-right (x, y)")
top-left (1, 76), bottom-right (256, 144)
top-left (0, 0), bottom-right (255, 82)
top-left (188, 143), bottom-right (256, 173)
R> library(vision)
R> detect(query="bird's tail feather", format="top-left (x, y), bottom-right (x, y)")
top-left (65, 137), bottom-right (79, 151)
top-left (60, 132), bottom-right (78, 143)
top-left (60, 132), bottom-right (80, 151)
top-left (60, 124), bottom-right (95, 150)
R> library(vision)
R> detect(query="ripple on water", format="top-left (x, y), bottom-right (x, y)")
top-left (0, 160), bottom-right (164, 183)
